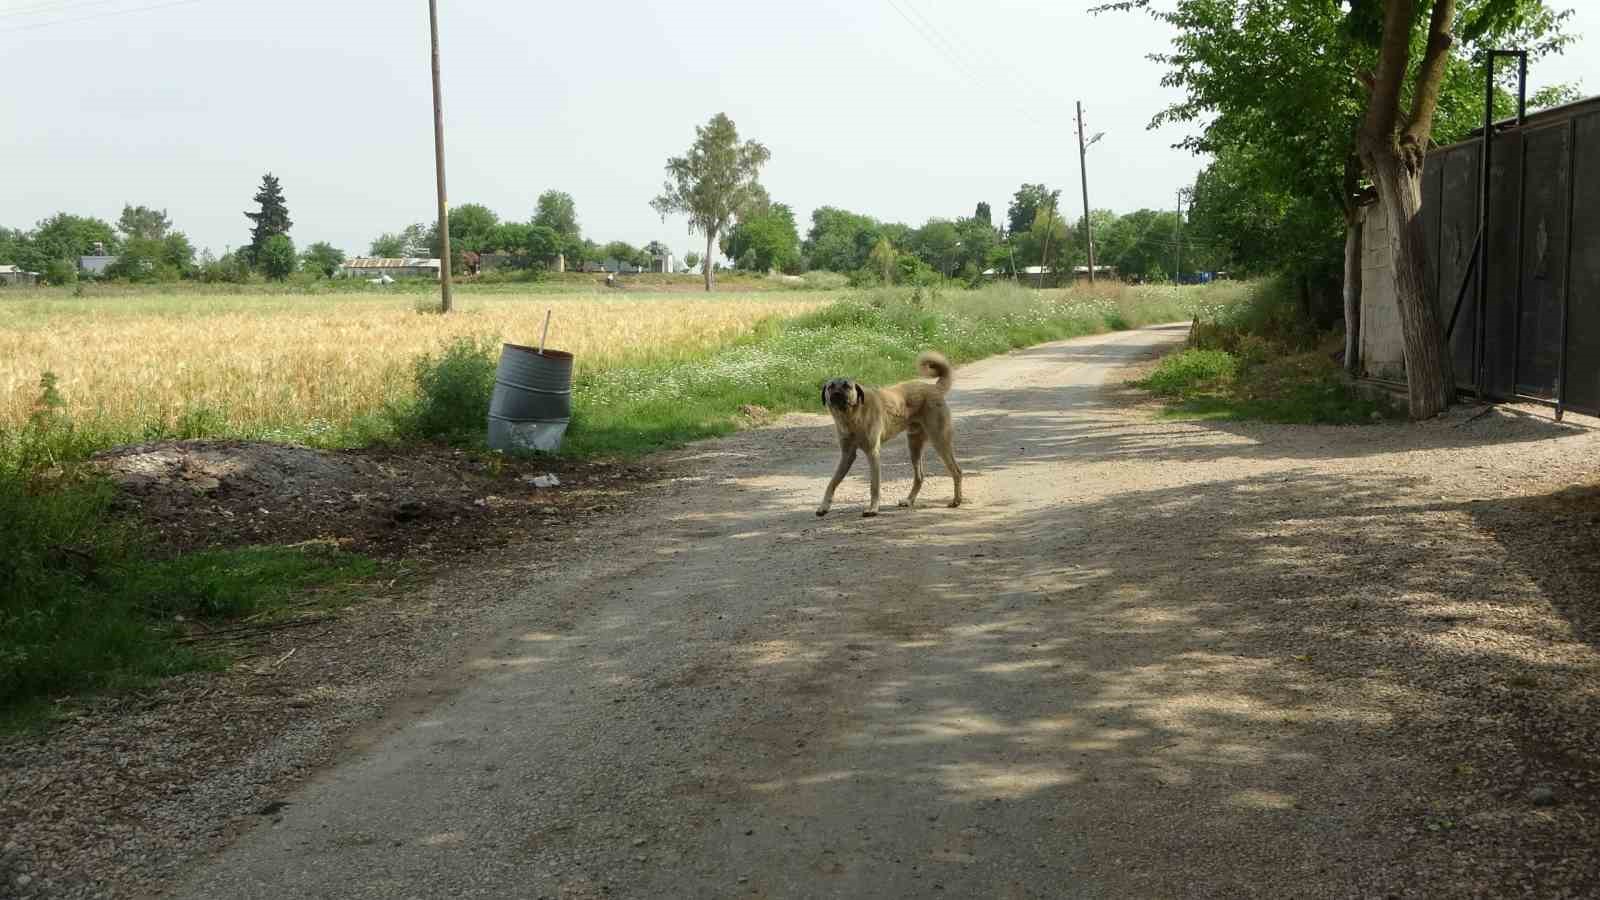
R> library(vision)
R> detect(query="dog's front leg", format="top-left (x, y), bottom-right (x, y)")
top-left (862, 444), bottom-right (882, 517)
top-left (816, 448), bottom-right (856, 516)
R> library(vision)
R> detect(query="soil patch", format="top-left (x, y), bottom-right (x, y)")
top-left (94, 440), bottom-right (660, 563)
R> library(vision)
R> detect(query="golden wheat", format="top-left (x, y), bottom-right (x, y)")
top-left (0, 291), bottom-right (829, 442)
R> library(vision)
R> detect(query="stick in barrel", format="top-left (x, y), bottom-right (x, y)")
top-left (538, 309), bottom-right (552, 356)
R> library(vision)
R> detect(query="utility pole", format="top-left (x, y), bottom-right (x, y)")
top-left (428, 0), bottom-right (452, 313)
top-left (1076, 101), bottom-right (1096, 285)
top-left (1174, 187), bottom-right (1190, 284)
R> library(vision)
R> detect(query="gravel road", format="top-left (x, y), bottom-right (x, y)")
top-left (164, 324), bottom-right (1600, 899)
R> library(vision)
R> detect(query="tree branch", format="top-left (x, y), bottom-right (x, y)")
top-left (1360, 0), bottom-right (1417, 149)
top-left (1404, 0), bottom-right (1458, 150)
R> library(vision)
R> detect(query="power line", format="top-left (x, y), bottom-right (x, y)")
top-left (0, 0), bottom-right (205, 32)
top-left (0, 0), bottom-right (151, 20)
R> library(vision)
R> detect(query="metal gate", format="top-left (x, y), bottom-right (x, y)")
top-left (1422, 87), bottom-right (1600, 418)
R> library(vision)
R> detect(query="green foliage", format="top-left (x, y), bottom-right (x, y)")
top-left (533, 190), bottom-right (581, 243)
top-left (116, 204), bottom-right (171, 242)
top-left (684, 251), bottom-right (701, 270)
top-left (803, 206), bottom-right (886, 273)
top-left (392, 336), bottom-right (500, 442)
top-left (15, 213), bottom-right (119, 273)
top-left (370, 223), bottom-right (430, 258)
top-left (444, 203), bottom-right (501, 254)
top-left (1137, 349), bottom-right (1238, 396)
top-left (258, 234), bottom-right (297, 281)
top-left (0, 374), bottom-right (379, 723)
top-left (1007, 184), bottom-right (1056, 237)
top-left (42, 258), bottom-right (78, 286)
top-left (301, 241), bottom-right (346, 278)
top-left (245, 173), bottom-right (292, 263)
top-left (1138, 278), bottom-right (1386, 424)
top-left (722, 202), bottom-right (801, 273)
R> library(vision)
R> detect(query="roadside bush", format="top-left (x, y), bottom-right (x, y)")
top-left (43, 259), bottom-right (78, 286)
top-left (1137, 349), bottom-right (1238, 396)
top-left (391, 336), bottom-right (500, 441)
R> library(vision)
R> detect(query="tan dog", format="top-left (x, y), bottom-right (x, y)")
top-left (817, 351), bottom-right (963, 518)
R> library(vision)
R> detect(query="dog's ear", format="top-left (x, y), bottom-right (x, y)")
top-left (854, 384), bottom-right (865, 406)
top-left (821, 383), bottom-right (829, 407)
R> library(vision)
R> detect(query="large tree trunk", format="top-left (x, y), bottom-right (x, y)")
top-left (1366, 150), bottom-right (1454, 417)
top-left (1343, 211), bottom-right (1363, 375)
top-left (703, 231), bottom-right (715, 292)
top-left (1356, 0), bottom-right (1457, 418)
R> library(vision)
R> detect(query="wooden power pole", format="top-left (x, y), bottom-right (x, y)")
top-left (428, 0), bottom-right (452, 313)
top-left (1076, 101), bottom-right (1096, 285)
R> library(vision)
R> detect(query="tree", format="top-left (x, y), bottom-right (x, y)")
top-left (244, 173), bottom-right (292, 266)
top-left (301, 242), bottom-right (346, 278)
top-left (258, 234), bottom-right (297, 280)
top-left (602, 241), bottom-right (640, 271)
top-left (116, 205), bottom-right (172, 242)
top-left (445, 203), bottom-right (500, 253)
top-left (868, 237), bottom-right (897, 284)
top-left (909, 219), bottom-right (962, 276)
top-left (517, 224), bottom-right (561, 267)
top-left (650, 113), bottom-right (772, 291)
top-left (803, 207), bottom-right (890, 273)
top-left (370, 224), bottom-right (429, 258)
top-left (26, 213), bottom-right (119, 273)
top-left (721, 203), bottom-right (801, 273)
top-left (1104, 0), bottom-right (1571, 414)
top-left (685, 251), bottom-right (701, 270)
top-left (533, 190), bottom-right (580, 240)
top-left (1007, 184), bottom-right (1056, 236)
top-left (974, 202), bottom-right (992, 227)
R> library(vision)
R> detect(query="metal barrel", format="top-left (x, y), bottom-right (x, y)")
top-left (487, 344), bottom-right (573, 452)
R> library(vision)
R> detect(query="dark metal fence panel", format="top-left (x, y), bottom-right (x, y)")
top-left (1515, 123), bottom-right (1572, 399)
top-left (1566, 110), bottom-right (1600, 413)
top-left (1484, 130), bottom-right (1524, 399)
top-left (1439, 144), bottom-right (1482, 387)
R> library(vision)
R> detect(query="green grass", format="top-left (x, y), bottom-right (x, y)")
top-left (1, 385), bottom-right (381, 732)
top-left (559, 281), bottom-right (1212, 455)
top-left (1136, 278), bottom-right (1389, 426)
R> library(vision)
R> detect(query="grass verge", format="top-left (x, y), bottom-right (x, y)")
top-left (560, 281), bottom-right (1218, 455)
top-left (1134, 278), bottom-right (1390, 425)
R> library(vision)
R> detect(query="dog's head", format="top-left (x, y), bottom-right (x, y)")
top-left (821, 378), bottom-right (864, 411)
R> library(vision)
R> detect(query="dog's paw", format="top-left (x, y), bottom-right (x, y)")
top-left (947, 499), bottom-right (962, 508)
top-left (861, 508), bottom-right (878, 518)
top-left (896, 498), bottom-right (915, 508)
top-left (815, 506), bottom-right (830, 517)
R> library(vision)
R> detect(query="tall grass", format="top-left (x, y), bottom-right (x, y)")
top-left (1139, 277), bottom-right (1388, 425)
top-left (562, 281), bottom-right (1216, 454)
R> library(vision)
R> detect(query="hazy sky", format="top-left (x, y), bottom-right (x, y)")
top-left (2, 0), bottom-right (1595, 261)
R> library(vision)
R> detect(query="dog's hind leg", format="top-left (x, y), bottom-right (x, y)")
top-left (898, 431), bottom-right (927, 508)
top-left (816, 448), bottom-right (856, 517)
top-left (862, 443), bottom-right (883, 517)
top-left (934, 431), bottom-right (963, 508)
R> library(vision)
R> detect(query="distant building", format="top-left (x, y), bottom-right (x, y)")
top-left (78, 255), bottom-right (118, 276)
top-left (1073, 265), bottom-right (1118, 282)
top-left (339, 257), bottom-right (442, 280)
top-left (649, 253), bottom-right (675, 274)
top-left (599, 258), bottom-right (644, 274)
top-left (0, 264), bottom-right (39, 286)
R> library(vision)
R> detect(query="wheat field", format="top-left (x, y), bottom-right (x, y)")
top-left (0, 290), bottom-right (831, 445)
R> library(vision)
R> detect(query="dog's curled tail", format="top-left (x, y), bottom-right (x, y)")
top-left (919, 351), bottom-right (953, 394)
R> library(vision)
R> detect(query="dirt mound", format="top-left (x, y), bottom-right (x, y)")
top-left (94, 440), bottom-right (659, 562)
